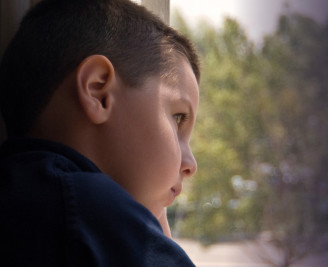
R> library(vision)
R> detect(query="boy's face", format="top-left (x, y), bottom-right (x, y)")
top-left (101, 58), bottom-right (199, 218)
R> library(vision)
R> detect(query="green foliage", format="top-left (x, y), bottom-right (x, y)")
top-left (170, 10), bottom-right (328, 259)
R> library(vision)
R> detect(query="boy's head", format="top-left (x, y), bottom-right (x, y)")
top-left (0, 0), bottom-right (200, 137)
top-left (0, 0), bottom-right (200, 218)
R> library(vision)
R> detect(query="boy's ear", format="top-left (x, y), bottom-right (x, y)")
top-left (76, 55), bottom-right (116, 124)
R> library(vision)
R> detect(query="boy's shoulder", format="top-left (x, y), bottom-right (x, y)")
top-left (0, 138), bottom-right (195, 266)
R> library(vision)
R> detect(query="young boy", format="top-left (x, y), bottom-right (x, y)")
top-left (0, 0), bottom-right (200, 266)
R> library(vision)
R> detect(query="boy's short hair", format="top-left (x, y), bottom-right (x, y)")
top-left (0, 0), bottom-right (200, 137)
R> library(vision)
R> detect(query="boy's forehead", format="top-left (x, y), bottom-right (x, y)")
top-left (161, 58), bottom-right (199, 108)
top-left (127, 56), bottom-right (198, 106)
top-left (161, 57), bottom-right (199, 89)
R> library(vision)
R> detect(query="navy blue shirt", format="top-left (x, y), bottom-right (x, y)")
top-left (0, 138), bottom-right (194, 266)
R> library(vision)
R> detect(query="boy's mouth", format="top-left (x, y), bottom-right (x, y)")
top-left (171, 184), bottom-right (182, 197)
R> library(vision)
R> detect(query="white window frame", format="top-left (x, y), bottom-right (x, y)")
top-left (141, 0), bottom-right (170, 24)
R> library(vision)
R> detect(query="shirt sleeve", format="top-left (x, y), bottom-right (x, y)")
top-left (60, 172), bottom-right (195, 267)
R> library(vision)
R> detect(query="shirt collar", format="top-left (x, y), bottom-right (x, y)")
top-left (0, 137), bottom-right (102, 173)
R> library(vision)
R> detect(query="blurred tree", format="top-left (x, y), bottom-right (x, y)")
top-left (255, 13), bottom-right (328, 266)
top-left (171, 11), bottom-right (270, 243)
top-left (170, 9), bottom-right (328, 266)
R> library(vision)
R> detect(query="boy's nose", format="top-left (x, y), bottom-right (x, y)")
top-left (180, 146), bottom-right (197, 179)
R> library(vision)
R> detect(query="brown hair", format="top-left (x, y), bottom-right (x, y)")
top-left (0, 0), bottom-right (200, 137)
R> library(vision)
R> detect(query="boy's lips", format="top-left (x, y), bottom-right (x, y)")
top-left (171, 184), bottom-right (182, 198)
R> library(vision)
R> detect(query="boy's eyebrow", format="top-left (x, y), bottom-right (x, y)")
top-left (175, 96), bottom-right (196, 120)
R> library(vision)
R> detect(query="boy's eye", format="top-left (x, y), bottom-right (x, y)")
top-left (173, 113), bottom-right (188, 128)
